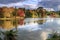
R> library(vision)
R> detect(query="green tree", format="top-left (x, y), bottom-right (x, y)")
top-left (25, 10), bottom-right (32, 18)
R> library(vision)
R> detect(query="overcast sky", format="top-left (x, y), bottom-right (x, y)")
top-left (0, 0), bottom-right (60, 11)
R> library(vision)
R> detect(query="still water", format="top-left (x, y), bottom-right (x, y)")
top-left (16, 18), bottom-right (60, 40)
top-left (1, 18), bottom-right (60, 40)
